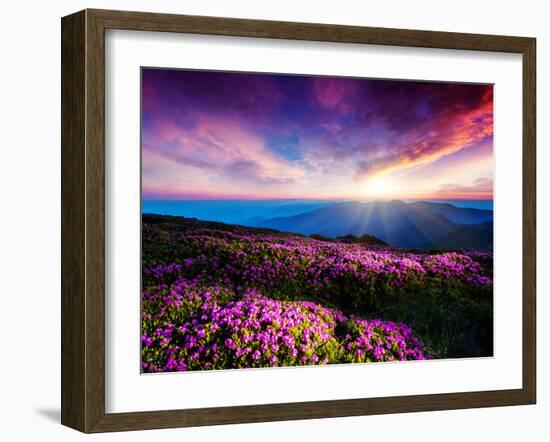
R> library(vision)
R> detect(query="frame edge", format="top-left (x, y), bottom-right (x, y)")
top-left (522, 37), bottom-right (536, 405)
top-left (83, 8), bottom-right (533, 52)
top-left (61, 9), bottom-right (87, 432)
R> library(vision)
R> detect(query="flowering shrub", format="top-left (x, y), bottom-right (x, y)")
top-left (141, 215), bottom-right (493, 371)
top-left (339, 318), bottom-right (426, 363)
top-left (144, 223), bottom-right (492, 290)
top-left (141, 283), bottom-right (427, 372)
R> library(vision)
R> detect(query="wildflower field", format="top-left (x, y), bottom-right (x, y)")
top-left (141, 214), bottom-right (493, 373)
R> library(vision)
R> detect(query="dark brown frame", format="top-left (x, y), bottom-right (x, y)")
top-left (61, 8), bottom-right (536, 433)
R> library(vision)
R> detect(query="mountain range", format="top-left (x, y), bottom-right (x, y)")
top-left (247, 200), bottom-right (493, 249)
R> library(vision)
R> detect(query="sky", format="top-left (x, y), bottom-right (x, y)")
top-left (141, 68), bottom-right (493, 201)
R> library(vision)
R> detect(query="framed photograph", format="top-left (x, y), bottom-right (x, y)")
top-left (61, 9), bottom-right (536, 433)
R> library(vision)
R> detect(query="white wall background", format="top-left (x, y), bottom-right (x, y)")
top-left (0, 0), bottom-right (546, 440)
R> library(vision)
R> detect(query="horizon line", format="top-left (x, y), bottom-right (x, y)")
top-left (142, 195), bottom-right (494, 202)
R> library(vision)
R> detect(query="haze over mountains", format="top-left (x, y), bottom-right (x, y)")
top-left (249, 200), bottom-right (493, 250)
top-left (141, 199), bottom-right (334, 226)
top-left (142, 199), bottom-right (493, 250)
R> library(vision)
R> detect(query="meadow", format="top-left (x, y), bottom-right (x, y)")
top-left (141, 214), bottom-right (493, 373)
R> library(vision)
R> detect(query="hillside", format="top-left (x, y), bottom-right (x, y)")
top-left (141, 214), bottom-right (494, 373)
top-left (436, 221), bottom-right (494, 250)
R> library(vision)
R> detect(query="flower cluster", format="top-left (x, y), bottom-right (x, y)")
top-left (144, 221), bottom-right (492, 291)
top-left (339, 318), bottom-right (426, 363)
top-left (141, 282), bottom-right (427, 373)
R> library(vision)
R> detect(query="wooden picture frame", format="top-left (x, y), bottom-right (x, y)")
top-left (61, 8), bottom-right (536, 433)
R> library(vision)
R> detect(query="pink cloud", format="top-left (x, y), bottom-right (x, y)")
top-left (433, 176), bottom-right (493, 199)
top-left (356, 88), bottom-right (493, 179)
top-left (142, 113), bottom-right (305, 196)
top-left (313, 78), bottom-right (357, 111)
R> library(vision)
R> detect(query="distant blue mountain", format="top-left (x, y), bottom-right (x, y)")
top-left (257, 200), bottom-right (493, 249)
top-left (407, 201), bottom-right (493, 224)
top-left (142, 199), bottom-right (334, 226)
top-left (436, 221), bottom-right (493, 250)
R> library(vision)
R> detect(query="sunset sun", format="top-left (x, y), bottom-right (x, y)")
top-left (367, 177), bottom-right (397, 197)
